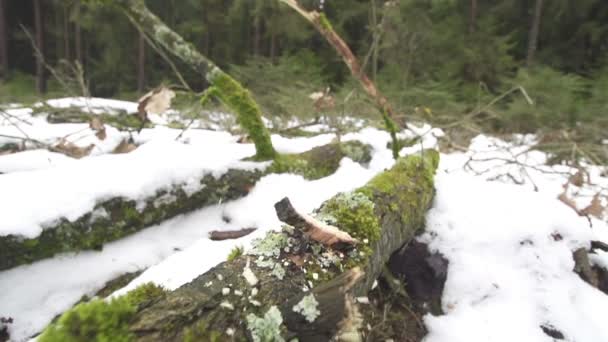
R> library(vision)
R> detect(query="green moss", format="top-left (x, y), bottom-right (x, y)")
top-left (39, 282), bottom-right (166, 342)
top-left (318, 13), bottom-right (333, 32)
top-left (183, 321), bottom-right (222, 342)
top-left (227, 245), bottom-right (244, 262)
top-left (317, 191), bottom-right (381, 243)
top-left (358, 150), bottom-right (439, 225)
top-left (123, 282), bottom-right (167, 307)
top-left (207, 69), bottom-right (276, 160)
top-left (267, 142), bottom-right (372, 180)
top-left (39, 297), bottom-right (135, 342)
top-left (382, 110), bottom-right (400, 160)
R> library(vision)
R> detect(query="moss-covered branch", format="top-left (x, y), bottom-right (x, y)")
top-left (113, 0), bottom-right (276, 160)
top-left (40, 151), bottom-right (438, 341)
top-left (0, 141), bottom-right (371, 271)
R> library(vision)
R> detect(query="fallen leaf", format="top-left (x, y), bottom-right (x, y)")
top-left (89, 116), bottom-right (107, 141)
top-left (137, 86), bottom-right (175, 122)
top-left (52, 140), bottom-right (94, 159)
top-left (557, 183), bottom-right (581, 215)
top-left (113, 139), bottom-right (138, 154)
top-left (568, 170), bottom-right (586, 187)
top-left (581, 193), bottom-right (605, 219)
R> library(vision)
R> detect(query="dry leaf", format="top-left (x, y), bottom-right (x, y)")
top-left (137, 86), bottom-right (175, 122)
top-left (581, 193), bottom-right (605, 219)
top-left (558, 183), bottom-right (581, 215)
top-left (113, 139), bottom-right (138, 154)
top-left (568, 170), bottom-right (586, 187)
top-left (89, 116), bottom-right (107, 141)
top-left (53, 140), bottom-right (94, 159)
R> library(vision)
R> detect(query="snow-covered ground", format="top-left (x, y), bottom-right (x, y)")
top-left (1, 97), bottom-right (607, 341)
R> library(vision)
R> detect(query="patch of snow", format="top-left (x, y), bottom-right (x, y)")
top-left (43, 97), bottom-right (138, 114)
top-left (421, 172), bottom-right (608, 342)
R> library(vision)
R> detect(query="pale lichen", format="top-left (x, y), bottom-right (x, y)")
top-left (246, 306), bottom-right (285, 342)
top-left (293, 294), bottom-right (321, 323)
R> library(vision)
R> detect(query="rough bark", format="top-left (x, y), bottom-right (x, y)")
top-left (469, 0), bottom-right (478, 34)
top-left (0, 141), bottom-right (372, 271)
top-left (34, 0), bottom-right (47, 94)
top-left (137, 31), bottom-right (145, 93)
top-left (75, 1), bottom-right (83, 66)
top-left (121, 151), bottom-right (439, 341)
top-left (526, 0), bottom-right (543, 67)
top-left (115, 0), bottom-right (276, 160)
top-left (0, 0), bottom-right (8, 78)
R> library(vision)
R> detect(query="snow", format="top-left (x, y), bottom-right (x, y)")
top-left (1, 97), bottom-right (608, 342)
top-left (421, 173), bottom-right (608, 342)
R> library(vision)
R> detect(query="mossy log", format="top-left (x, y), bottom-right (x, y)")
top-left (34, 104), bottom-right (150, 130)
top-left (0, 141), bottom-right (372, 271)
top-left (49, 151), bottom-right (438, 342)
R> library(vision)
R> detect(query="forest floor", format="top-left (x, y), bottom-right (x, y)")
top-left (1, 97), bottom-right (607, 341)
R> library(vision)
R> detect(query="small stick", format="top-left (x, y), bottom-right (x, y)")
top-left (208, 227), bottom-right (257, 241)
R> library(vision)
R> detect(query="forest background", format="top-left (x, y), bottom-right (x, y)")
top-left (0, 0), bottom-right (606, 162)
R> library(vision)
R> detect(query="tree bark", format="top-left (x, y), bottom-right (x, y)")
top-left (0, 0), bottom-right (8, 78)
top-left (34, 0), bottom-right (47, 94)
top-left (469, 0), bottom-right (478, 34)
top-left (124, 151), bottom-right (439, 341)
top-left (526, 0), bottom-right (543, 67)
top-left (63, 2), bottom-right (70, 61)
top-left (115, 0), bottom-right (276, 160)
top-left (137, 31), bottom-right (145, 93)
top-left (75, 1), bottom-right (83, 65)
top-left (0, 141), bottom-right (372, 271)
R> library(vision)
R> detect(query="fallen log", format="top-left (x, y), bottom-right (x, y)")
top-left (0, 141), bottom-right (372, 271)
top-left (39, 151), bottom-right (438, 341)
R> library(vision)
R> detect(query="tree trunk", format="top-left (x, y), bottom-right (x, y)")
top-left (63, 2), bottom-right (70, 61)
top-left (370, 0), bottom-right (378, 81)
top-left (137, 31), bottom-right (145, 93)
top-left (469, 0), bottom-right (478, 34)
top-left (124, 152), bottom-right (439, 341)
top-left (526, 0), bottom-right (543, 67)
top-left (0, 0), bottom-right (8, 78)
top-left (75, 1), bottom-right (83, 65)
top-left (0, 141), bottom-right (372, 271)
top-left (117, 0), bottom-right (276, 160)
top-left (34, 0), bottom-right (46, 94)
top-left (253, 16), bottom-right (261, 56)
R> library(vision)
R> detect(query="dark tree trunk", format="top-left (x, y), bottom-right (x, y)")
top-left (137, 31), bottom-right (146, 93)
top-left (75, 1), bottom-right (83, 65)
top-left (34, 0), bottom-right (47, 94)
top-left (0, 0), bottom-right (8, 78)
top-left (270, 31), bottom-right (277, 61)
top-left (526, 0), bottom-right (543, 67)
top-left (469, 0), bottom-right (478, 34)
top-left (63, 3), bottom-right (70, 60)
top-left (253, 17), bottom-right (261, 55)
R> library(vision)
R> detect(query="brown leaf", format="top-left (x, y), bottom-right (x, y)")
top-left (558, 184), bottom-right (581, 215)
top-left (112, 139), bottom-right (138, 154)
top-left (581, 193), bottom-right (605, 220)
top-left (568, 170), bottom-right (586, 187)
top-left (137, 86), bottom-right (175, 122)
top-left (53, 140), bottom-right (94, 159)
top-left (89, 116), bottom-right (107, 141)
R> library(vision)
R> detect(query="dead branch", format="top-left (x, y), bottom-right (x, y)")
top-left (208, 228), bottom-right (257, 241)
top-left (275, 197), bottom-right (358, 247)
